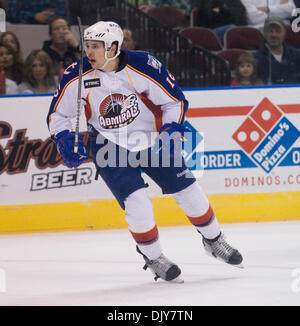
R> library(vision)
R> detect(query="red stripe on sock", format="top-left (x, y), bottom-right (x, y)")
top-left (187, 205), bottom-right (214, 226)
top-left (130, 225), bottom-right (159, 243)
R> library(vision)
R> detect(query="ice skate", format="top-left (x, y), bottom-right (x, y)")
top-left (201, 232), bottom-right (244, 268)
top-left (136, 246), bottom-right (184, 283)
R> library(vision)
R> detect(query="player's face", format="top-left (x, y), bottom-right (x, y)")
top-left (85, 40), bottom-right (107, 69)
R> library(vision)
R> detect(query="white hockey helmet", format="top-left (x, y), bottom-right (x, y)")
top-left (84, 21), bottom-right (124, 57)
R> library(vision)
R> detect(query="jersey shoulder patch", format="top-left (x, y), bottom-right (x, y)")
top-left (126, 51), bottom-right (165, 79)
top-left (125, 50), bottom-right (185, 103)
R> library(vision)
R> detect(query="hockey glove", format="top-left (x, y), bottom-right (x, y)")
top-left (53, 130), bottom-right (88, 168)
top-left (153, 121), bottom-right (191, 158)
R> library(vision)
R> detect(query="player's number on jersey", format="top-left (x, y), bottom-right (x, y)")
top-left (166, 71), bottom-right (175, 88)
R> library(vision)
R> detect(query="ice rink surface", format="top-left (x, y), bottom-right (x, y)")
top-left (0, 221), bottom-right (299, 306)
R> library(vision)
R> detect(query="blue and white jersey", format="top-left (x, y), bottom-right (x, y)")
top-left (47, 50), bottom-right (189, 151)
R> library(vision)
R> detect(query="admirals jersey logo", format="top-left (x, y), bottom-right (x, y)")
top-left (98, 93), bottom-right (140, 129)
top-left (232, 98), bottom-right (300, 173)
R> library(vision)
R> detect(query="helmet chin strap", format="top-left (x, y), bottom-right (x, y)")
top-left (99, 50), bottom-right (120, 70)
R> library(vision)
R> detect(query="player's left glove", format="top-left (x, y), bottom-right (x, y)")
top-left (53, 130), bottom-right (88, 168)
top-left (152, 121), bottom-right (191, 158)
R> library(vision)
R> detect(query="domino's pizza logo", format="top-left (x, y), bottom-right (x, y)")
top-left (232, 98), bottom-right (300, 173)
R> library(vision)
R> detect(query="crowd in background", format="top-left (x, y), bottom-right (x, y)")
top-left (0, 0), bottom-right (300, 94)
top-left (0, 15), bottom-right (80, 94)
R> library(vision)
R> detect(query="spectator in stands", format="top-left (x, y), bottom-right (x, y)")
top-left (194, 0), bottom-right (247, 44)
top-left (255, 16), bottom-right (300, 84)
top-left (231, 52), bottom-right (263, 86)
top-left (0, 41), bottom-right (22, 84)
top-left (42, 17), bottom-right (80, 80)
top-left (18, 50), bottom-right (57, 94)
top-left (5, 0), bottom-right (66, 24)
top-left (121, 28), bottom-right (137, 51)
top-left (0, 31), bottom-right (24, 63)
top-left (241, 0), bottom-right (296, 31)
top-left (0, 42), bottom-right (19, 94)
top-left (139, 4), bottom-right (156, 14)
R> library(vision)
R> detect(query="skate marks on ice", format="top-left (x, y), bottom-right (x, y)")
top-left (0, 221), bottom-right (299, 305)
top-left (0, 254), bottom-right (243, 306)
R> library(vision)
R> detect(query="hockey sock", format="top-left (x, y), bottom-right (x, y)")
top-left (124, 187), bottom-right (162, 260)
top-left (189, 205), bottom-right (221, 240)
top-left (173, 182), bottom-right (221, 240)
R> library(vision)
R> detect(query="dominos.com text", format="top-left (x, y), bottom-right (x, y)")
top-left (225, 174), bottom-right (300, 188)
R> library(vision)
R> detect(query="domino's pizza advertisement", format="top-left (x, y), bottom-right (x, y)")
top-left (232, 98), bottom-right (299, 174)
top-left (184, 87), bottom-right (300, 195)
top-left (0, 86), bottom-right (300, 206)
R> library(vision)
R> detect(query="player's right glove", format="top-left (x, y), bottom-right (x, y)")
top-left (52, 130), bottom-right (88, 168)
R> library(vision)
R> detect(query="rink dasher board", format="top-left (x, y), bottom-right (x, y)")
top-left (0, 86), bottom-right (299, 234)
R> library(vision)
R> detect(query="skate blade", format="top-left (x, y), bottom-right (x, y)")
top-left (170, 275), bottom-right (184, 283)
top-left (205, 251), bottom-right (244, 269)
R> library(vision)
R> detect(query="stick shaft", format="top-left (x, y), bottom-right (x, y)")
top-left (74, 16), bottom-right (84, 153)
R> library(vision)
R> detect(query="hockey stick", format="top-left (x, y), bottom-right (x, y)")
top-left (74, 16), bottom-right (84, 154)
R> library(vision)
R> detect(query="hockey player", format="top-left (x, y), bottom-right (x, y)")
top-left (47, 21), bottom-right (243, 283)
